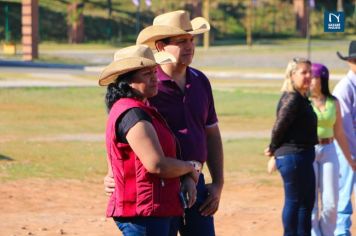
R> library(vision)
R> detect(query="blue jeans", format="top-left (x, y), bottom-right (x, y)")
top-left (114, 216), bottom-right (180, 236)
top-left (334, 141), bottom-right (356, 236)
top-left (276, 148), bottom-right (316, 236)
top-left (311, 143), bottom-right (339, 236)
top-left (179, 174), bottom-right (215, 236)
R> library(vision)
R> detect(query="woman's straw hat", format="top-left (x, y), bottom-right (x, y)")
top-left (98, 45), bottom-right (176, 86)
top-left (136, 10), bottom-right (210, 48)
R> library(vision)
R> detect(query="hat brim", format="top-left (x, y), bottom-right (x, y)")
top-left (337, 51), bottom-right (356, 61)
top-left (137, 17), bottom-right (210, 49)
top-left (98, 51), bottom-right (176, 86)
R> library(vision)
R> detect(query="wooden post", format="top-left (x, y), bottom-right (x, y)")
top-left (293, 0), bottom-right (307, 37)
top-left (337, 0), bottom-right (344, 11)
top-left (203, 0), bottom-right (210, 50)
top-left (67, 2), bottom-right (85, 44)
top-left (22, 0), bottom-right (38, 61)
top-left (246, 0), bottom-right (253, 47)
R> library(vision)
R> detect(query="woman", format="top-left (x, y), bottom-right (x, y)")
top-left (309, 63), bottom-right (356, 236)
top-left (265, 58), bottom-right (318, 236)
top-left (99, 45), bottom-right (199, 236)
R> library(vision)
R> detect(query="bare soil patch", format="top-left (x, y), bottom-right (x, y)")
top-left (1, 179), bottom-right (355, 236)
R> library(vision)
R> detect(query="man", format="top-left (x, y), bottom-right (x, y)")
top-left (333, 40), bottom-right (356, 236)
top-left (104, 10), bottom-right (224, 236)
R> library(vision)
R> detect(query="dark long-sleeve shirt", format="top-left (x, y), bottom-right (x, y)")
top-left (269, 91), bottom-right (318, 157)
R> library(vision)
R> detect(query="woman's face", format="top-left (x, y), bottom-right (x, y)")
top-left (291, 62), bottom-right (312, 95)
top-left (309, 76), bottom-right (321, 95)
top-left (130, 66), bottom-right (158, 98)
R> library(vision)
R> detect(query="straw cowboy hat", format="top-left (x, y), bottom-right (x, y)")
top-left (136, 10), bottom-right (210, 48)
top-left (337, 40), bottom-right (356, 61)
top-left (98, 45), bottom-right (176, 86)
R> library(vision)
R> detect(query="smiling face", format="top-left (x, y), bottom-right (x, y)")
top-left (156, 34), bottom-right (195, 66)
top-left (129, 66), bottom-right (158, 99)
top-left (291, 62), bottom-right (312, 95)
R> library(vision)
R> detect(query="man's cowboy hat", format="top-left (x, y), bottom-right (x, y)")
top-left (98, 45), bottom-right (176, 86)
top-left (337, 40), bottom-right (356, 61)
top-left (136, 10), bottom-right (210, 48)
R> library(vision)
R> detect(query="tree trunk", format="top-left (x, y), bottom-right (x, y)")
top-left (67, 1), bottom-right (85, 44)
top-left (337, 0), bottom-right (343, 11)
top-left (293, 0), bottom-right (307, 37)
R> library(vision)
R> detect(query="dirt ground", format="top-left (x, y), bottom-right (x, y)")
top-left (1, 178), bottom-right (355, 236)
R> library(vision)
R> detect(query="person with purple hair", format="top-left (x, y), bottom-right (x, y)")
top-left (309, 63), bottom-right (356, 236)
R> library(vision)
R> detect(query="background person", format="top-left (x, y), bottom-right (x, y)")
top-left (105, 10), bottom-right (224, 236)
top-left (333, 40), bottom-right (356, 236)
top-left (99, 45), bottom-right (199, 236)
top-left (265, 58), bottom-right (317, 236)
top-left (309, 63), bottom-right (356, 236)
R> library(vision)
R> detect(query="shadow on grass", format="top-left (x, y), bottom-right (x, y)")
top-left (0, 154), bottom-right (13, 161)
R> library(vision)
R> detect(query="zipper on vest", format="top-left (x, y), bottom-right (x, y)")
top-left (161, 179), bottom-right (165, 187)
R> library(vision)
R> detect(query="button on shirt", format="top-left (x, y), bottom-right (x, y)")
top-left (148, 66), bottom-right (218, 163)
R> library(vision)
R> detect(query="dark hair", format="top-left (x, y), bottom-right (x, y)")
top-left (155, 37), bottom-right (171, 50)
top-left (105, 70), bottom-right (140, 112)
top-left (311, 63), bottom-right (335, 100)
top-left (157, 37), bottom-right (171, 45)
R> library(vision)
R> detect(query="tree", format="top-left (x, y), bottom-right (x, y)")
top-left (67, 0), bottom-right (85, 43)
top-left (337, 0), bottom-right (344, 11)
top-left (293, 0), bottom-right (307, 37)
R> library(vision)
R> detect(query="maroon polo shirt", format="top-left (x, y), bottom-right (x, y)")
top-left (148, 66), bottom-right (218, 163)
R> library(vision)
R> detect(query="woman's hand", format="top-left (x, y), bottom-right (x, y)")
top-left (187, 166), bottom-right (200, 184)
top-left (267, 157), bottom-right (277, 174)
top-left (104, 173), bottom-right (115, 196)
top-left (264, 147), bottom-right (273, 157)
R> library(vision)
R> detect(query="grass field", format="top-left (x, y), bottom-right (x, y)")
top-left (0, 76), bottom-right (344, 183)
top-left (0, 79), bottom-right (283, 182)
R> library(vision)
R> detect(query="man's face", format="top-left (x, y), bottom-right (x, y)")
top-left (159, 34), bottom-right (195, 66)
top-left (347, 58), bottom-right (356, 73)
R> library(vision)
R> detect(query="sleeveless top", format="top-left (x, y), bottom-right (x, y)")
top-left (312, 97), bottom-right (336, 139)
top-left (105, 98), bottom-right (182, 218)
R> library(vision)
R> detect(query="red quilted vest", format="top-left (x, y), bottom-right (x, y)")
top-left (105, 98), bottom-right (183, 217)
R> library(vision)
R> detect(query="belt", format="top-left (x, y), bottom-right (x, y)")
top-left (189, 161), bottom-right (203, 173)
top-left (318, 137), bottom-right (334, 145)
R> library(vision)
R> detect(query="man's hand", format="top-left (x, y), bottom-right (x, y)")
top-left (181, 176), bottom-right (197, 208)
top-left (104, 173), bottom-right (115, 196)
top-left (199, 183), bottom-right (222, 216)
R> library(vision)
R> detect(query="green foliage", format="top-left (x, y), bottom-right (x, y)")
top-left (1, 0), bottom-right (355, 44)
